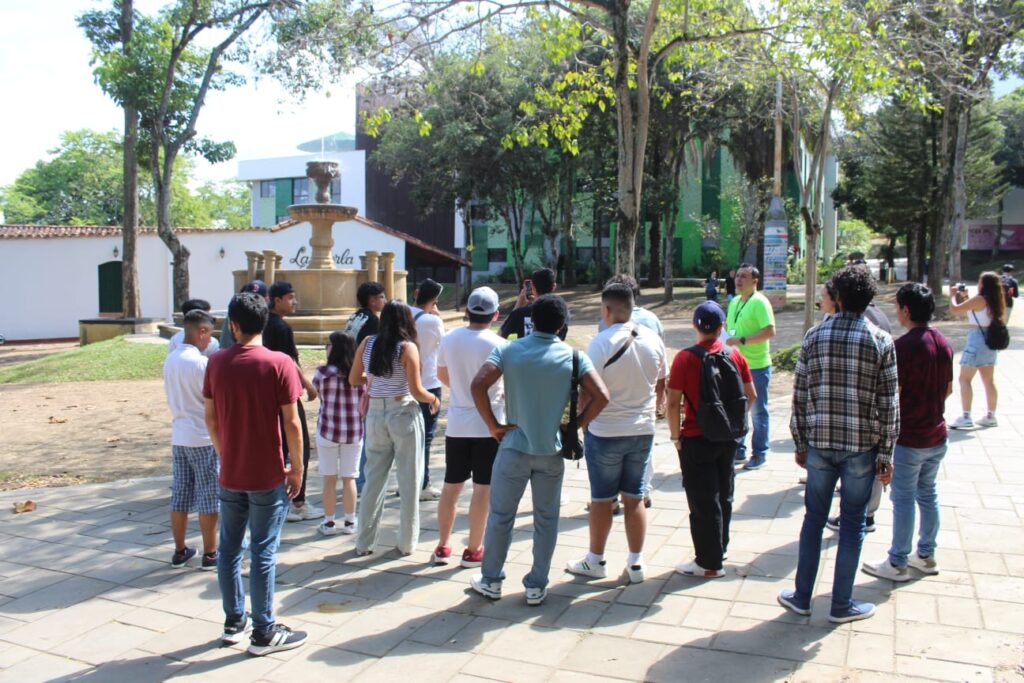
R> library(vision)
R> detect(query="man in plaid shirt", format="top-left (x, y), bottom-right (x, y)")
top-left (779, 264), bottom-right (898, 624)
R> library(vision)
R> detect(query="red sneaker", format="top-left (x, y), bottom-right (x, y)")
top-left (460, 547), bottom-right (484, 568)
top-left (431, 545), bottom-right (452, 565)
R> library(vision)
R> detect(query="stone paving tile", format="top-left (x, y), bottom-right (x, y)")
top-left (0, 651), bottom-right (92, 682)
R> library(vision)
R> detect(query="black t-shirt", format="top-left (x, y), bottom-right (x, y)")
top-left (1003, 275), bottom-right (1019, 308)
top-left (726, 277), bottom-right (736, 296)
top-left (499, 304), bottom-right (568, 340)
top-left (263, 312), bottom-right (298, 361)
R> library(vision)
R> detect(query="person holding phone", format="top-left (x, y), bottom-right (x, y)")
top-left (500, 268), bottom-right (567, 340)
top-left (779, 264), bottom-right (899, 625)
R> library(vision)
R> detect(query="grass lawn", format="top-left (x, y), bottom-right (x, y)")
top-left (0, 336), bottom-right (328, 384)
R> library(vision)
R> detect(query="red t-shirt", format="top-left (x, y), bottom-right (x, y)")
top-left (667, 340), bottom-right (753, 438)
top-left (895, 327), bottom-right (953, 448)
top-left (203, 344), bottom-right (303, 491)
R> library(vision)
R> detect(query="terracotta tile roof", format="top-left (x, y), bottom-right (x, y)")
top-left (0, 224), bottom-right (262, 239)
top-left (0, 219), bottom-right (470, 267)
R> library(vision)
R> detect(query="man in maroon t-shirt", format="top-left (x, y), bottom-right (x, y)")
top-left (667, 302), bottom-right (756, 578)
top-left (862, 283), bottom-right (953, 583)
top-left (203, 292), bottom-right (308, 656)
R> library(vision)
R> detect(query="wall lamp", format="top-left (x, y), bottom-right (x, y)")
top-left (219, 247), bottom-right (226, 259)
top-left (113, 246), bottom-right (120, 259)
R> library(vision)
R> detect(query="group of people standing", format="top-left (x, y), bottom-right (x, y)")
top-left (160, 259), bottom-right (1014, 656)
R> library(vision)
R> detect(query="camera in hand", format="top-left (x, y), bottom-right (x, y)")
top-left (956, 283), bottom-right (967, 293)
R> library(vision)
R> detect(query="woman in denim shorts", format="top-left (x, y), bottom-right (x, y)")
top-left (948, 272), bottom-right (1007, 429)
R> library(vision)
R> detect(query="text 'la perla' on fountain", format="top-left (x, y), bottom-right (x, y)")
top-left (232, 160), bottom-right (408, 344)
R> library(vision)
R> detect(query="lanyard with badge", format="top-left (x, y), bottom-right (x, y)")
top-left (729, 297), bottom-right (751, 339)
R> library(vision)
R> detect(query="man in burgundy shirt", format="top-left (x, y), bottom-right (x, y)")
top-left (203, 292), bottom-right (308, 656)
top-left (666, 302), bottom-right (756, 578)
top-left (862, 283), bottom-right (953, 582)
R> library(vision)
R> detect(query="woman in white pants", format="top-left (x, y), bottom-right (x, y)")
top-left (350, 301), bottom-right (440, 556)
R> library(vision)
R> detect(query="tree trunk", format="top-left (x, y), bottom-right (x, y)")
top-left (802, 209), bottom-right (817, 333)
top-left (663, 208), bottom-right (676, 303)
top-left (153, 146), bottom-right (190, 310)
top-left (990, 197), bottom-right (1004, 260)
top-left (948, 105), bottom-right (970, 285)
top-left (119, 0), bottom-right (141, 318)
top-left (594, 205), bottom-right (606, 291)
top-left (928, 99), bottom-right (955, 295)
top-left (648, 212), bottom-right (662, 287)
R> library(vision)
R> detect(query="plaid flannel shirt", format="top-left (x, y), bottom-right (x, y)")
top-left (790, 312), bottom-right (899, 465)
top-left (312, 365), bottom-right (364, 444)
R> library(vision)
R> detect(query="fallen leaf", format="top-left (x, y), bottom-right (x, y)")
top-left (105, 436), bottom-right (121, 443)
top-left (13, 500), bottom-right (36, 513)
top-left (48, 416), bottom-right (67, 424)
top-left (316, 600), bottom-right (356, 613)
top-left (65, 404), bottom-right (79, 409)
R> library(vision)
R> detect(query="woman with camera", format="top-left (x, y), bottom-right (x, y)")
top-left (948, 272), bottom-right (1007, 429)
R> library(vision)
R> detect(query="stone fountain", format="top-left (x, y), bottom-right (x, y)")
top-left (232, 160), bottom-right (407, 343)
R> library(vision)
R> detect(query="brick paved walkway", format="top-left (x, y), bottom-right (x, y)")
top-left (1, 331), bottom-right (1023, 682)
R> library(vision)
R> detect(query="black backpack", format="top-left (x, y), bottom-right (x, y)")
top-left (684, 345), bottom-right (749, 442)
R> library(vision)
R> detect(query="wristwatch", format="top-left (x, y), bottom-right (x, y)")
top-left (740, 336), bottom-right (747, 345)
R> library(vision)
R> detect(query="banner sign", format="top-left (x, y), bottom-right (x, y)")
top-left (763, 197), bottom-right (788, 309)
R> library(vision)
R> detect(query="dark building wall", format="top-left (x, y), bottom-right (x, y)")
top-left (357, 130), bottom-right (457, 259)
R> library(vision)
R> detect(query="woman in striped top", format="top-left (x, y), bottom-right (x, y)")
top-left (349, 300), bottom-right (440, 556)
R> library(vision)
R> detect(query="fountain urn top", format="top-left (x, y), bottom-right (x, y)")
top-left (306, 160), bottom-right (340, 204)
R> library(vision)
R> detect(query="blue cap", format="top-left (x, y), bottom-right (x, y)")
top-left (693, 301), bottom-right (725, 333)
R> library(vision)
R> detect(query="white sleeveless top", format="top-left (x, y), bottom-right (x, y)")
top-left (363, 337), bottom-right (411, 397)
top-left (970, 308), bottom-right (991, 327)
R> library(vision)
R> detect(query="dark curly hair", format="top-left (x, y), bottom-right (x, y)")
top-left (832, 264), bottom-right (876, 314)
top-left (896, 283), bottom-right (935, 323)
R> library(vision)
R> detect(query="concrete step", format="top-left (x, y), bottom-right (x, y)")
top-left (285, 314), bottom-right (356, 331)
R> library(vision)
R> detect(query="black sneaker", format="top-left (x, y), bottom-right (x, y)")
top-left (825, 517), bottom-right (840, 532)
top-left (865, 516), bottom-right (876, 533)
top-left (248, 623), bottom-right (308, 656)
top-left (201, 552), bottom-right (218, 571)
top-left (221, 613), bottom-right (252, 645)
top-left (171, 546), bottom-right (196, 568)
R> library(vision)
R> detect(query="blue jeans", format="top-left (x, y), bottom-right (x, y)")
top-left (737, 366), bottom-right (771, 460)
top-left (888, 443), bottom-right (946, 567)
top-left (795, 447), bottom-right (876, 613)
top-left (420, 387), bottom-right (443, 488)
top-left (583, 432), bottom-right (653, 501)
top-left (356, 438), bottom-right (367, 494)
top-left (482, 447), bottom-right (564, 590)
top-left (218, 484), bottom-right (288, 633)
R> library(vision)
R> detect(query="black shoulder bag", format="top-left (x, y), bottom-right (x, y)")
top-left (976, 314), bottom-right (1009, 351)
top-left (559, 350), bottom-right (584, 461)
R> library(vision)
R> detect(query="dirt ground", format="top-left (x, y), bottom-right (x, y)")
top-left (0, 284), bottom-right (980, 491)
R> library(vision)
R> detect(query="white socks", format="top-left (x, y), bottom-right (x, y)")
top-left (627, 552), bottom-right (643, 567)
top-left (585, 552), bottom-right (605, 565)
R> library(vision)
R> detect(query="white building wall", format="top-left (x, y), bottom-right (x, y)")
top-left (0, 221), bottom-right (405, 341)
top-left (237, 151), bottom-right (367, 217)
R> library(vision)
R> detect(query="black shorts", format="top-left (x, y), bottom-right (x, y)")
top-left (444, 436), bottom-right (499, 485)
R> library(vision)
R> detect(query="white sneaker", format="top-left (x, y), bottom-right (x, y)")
top-left (340, 519), bottom-right (357, 535)
top-left (565, 557), bottom-right (607, 579)
top-left (525, 585), bottom-right (547, 606)
top-left (675, 560), bottom-right (725, 578)
top-left (318, 520), bottom-right (341, 536)
top-left (625, 564), bottom-right (645, 584)
top-left (949, 415), bottom-right (974, 430)
top-left (300, 503), bottom-right (323, 520)
top-left (286, 506), bottom-right (303, 522)
top-left (470, 574), bottom-right (501, 600)
top-left (907, 554), bottom-right (939, 575)
top-left (419, 486), bottom-right (442, 501)
top-left (861, 559), bottom-right (911, 582)
top-left (560, 490), bottom-right (570, 506)
top-left (976, 415), bottom-right (998, 428)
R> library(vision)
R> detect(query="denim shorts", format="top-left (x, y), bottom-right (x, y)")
top-left (960, 327), bottom-right (997, 367)
top-left (583, 432), bottom-right (654, 501)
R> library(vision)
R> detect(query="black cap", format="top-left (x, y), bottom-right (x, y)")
top-left (241, 280), bottom-right (268, 298)
top-left (268, 281), bottom-right (295, 301)
top-left (1003, 264), bottom-right (1015, 273)
top-left (415, 278), bottom-right (443, 305)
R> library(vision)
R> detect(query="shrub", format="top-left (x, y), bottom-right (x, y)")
top-left (772, 343), bottom-right (801, 372)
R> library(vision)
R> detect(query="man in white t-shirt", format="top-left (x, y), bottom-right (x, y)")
top-left (432, 286), bottom-right (507, 568)
top-left (168, 299), bottom-right (220, 357)
top-left (568, 282), bottom-right (667, 584)
top-left (411, 279), bottom-right (447, 500)
top-left (163, 309), bottom-right (220, 570)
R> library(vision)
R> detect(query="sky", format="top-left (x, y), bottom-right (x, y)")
top-left (0, 0), bottom-right (361, 188)
top-left (0, 1), bottom-right (1020, 189)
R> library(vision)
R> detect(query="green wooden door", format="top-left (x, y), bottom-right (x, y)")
top-left (98, 260), bottom-right (122, 315)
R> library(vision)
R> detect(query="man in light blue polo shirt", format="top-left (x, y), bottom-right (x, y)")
top-left (469, 294), bottom-right (610, 606)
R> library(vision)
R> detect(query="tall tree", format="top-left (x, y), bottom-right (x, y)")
top-left (80, 0), bottom-right (376, 308)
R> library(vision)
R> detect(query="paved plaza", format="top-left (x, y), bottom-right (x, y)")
top-left (1, 341), bottom-right (1023, 682)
